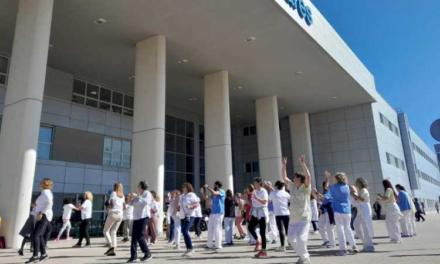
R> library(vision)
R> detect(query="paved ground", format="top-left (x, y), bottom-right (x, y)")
top-left (1, 214), bottom-right (440, 264)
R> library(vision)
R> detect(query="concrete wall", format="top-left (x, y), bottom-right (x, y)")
top-left (310, 103), bottom-right (382, 196)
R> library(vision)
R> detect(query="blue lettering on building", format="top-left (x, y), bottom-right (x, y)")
top-left (284, 0), bottom-right (313, 26)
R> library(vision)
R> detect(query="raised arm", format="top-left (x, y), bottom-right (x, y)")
top-left (204, 184), bottom-right (221, 196)
top-left (282, 157), bottom-right (292, 184)
top-left (299, 155), bottom-right (311, 187)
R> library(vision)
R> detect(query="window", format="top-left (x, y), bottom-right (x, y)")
top-left (164, 115), bottom-right (195, 191)
top-left (385, 152), bottom-right (406, 171)
top-left (412, 141), bottom-right (439, 169)
top-left (38, 127), bottom-right (54, 160)
top-left (243, 125), bottom-right (257, 137)
top-left (0, 56), bottom-right (9, 85)
top-left (103, 137), bottom-right (131, 168)
top-left (71, 79), bottom-right (134, 117)
top-left (244, 160), bottom-right (259, 175)
top-left (379, 112), bottom-right (400, 137)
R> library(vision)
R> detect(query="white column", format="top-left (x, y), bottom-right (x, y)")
top-left (0, 0), bottom-right (53, 249)
top-left (131, 35), bottom-right (166, 204)
top-left (204, 71), bottom-right (234, 191)
top-left (289, 113), bottom-right (316, 186)
top-left (256, 96), bottom-right (282, 183)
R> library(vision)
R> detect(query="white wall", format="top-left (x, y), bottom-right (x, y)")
top-left (371, 94), bottom-right (412, 192)
top-left (274, 0), bottom-right (376, 94)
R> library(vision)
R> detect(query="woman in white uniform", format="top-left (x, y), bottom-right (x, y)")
top-left (377, 179), bottom-right (402, 243)
top-left (351, 178), bottom-right (375, 252)
top-left (56, 198), bottom-right (78, 241)
top-left (103, 183), bottom-right (125, 256)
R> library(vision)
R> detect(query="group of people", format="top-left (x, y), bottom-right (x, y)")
top-left (18, 154), bottom-right (427, 264)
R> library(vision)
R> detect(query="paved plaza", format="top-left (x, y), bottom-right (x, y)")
top-left (1, 214), bottom-right (440, 264)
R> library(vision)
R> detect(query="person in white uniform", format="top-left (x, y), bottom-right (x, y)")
top-left (26, 178), bottom-right (54, 263)
top-left (377, 179), bottom-right (402, 243)
top-left (351, 178), bottom-right (375, 252)
top-left (283, 156), bottom-right (313, 264)
top-left (103, 183), bottom-right (125, 256)
top-left (56, 198), bottom-right (78, 241)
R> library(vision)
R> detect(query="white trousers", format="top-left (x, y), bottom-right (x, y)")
top-left (288, 221), bottom-right (310, 261)
top-left (318, 213), bottom-right (335, 246)
top-left (400, 210), bottom-right (414, 236)
top-left (409, 212), bottom-right (417, 235)
top-left (386, 211), bottom-right (401, 242)
top-left (172, 215), bottom-right (181, 247)
top-left (358, 211), bottom-right (374, 249)
top-left (334, 213), bottom-right (356, 251)
top-left (57, 219), bottom-right (72, 239)
top-left (353, 214), bottom-right (364, 241)
top-left (267, 213), bottom-right (278, 242)
top-left (103, 211), bottom-right (123, 248)
top-left (207, 213), bottom-right (224, 249)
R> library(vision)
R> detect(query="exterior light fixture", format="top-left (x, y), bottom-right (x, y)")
top-left (94, 18), bottom-right (107, 25)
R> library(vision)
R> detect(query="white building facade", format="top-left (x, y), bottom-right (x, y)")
top-left (0, 0), bottom-right (439, 248)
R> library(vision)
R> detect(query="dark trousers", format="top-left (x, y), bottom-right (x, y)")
top-left (311, 221), bottom-right (319, 232)
top-left (32, 214), bottom-right (49, 257)
top-left (168, 217), bottom-right (175, 242)
top-left (415, 211), bottom-right (425, 222)
top-left (181, 217), bottom-right (195, 250)
top-left (375, 210), bottom-right (381, 220)
top-left (193, 217), bottom-right (202, 236)
top-left (131, 217), bottom-right (151, 259)
top-left (248, 216), bottom-right (267, 250)
top-left (44, 221), bottom-right (52, 242)
top-left (275, 215), bottom-right (289, 247)
top-left (77, 219), bottom-right (91, 246)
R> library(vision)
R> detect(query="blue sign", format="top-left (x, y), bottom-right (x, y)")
top-left (284, 0), bottom-right (313, 26)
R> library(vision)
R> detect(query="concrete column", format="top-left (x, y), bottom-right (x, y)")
top-left (289, 113), bottom-right (316, 186)
top-left (0, 0), bottom-right (53, 248)
top-left (256, 96), bottom-right (282, 183)
top-left (131, 35), bottom-right (166, 204)
top-left (204, 71), bottom-right (234, 191)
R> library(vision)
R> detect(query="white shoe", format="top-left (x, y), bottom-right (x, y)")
top-left (275, 246), bottom-right (286, 252)
top-left (182, 249), bottom-right (194, 257)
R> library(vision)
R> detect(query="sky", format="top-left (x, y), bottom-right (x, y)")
top-left (312, 0), bottom-right (440, 150)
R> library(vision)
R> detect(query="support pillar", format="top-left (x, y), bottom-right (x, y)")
top-left (204, 71), bottom-right (234, 191)
top-left (289, 113), bottom-right (316, 186)
top-left (131, 35), bottom-right (166, 205)
top-left (256, 96), bottom-right (282, 183)
top-left (0, 0), bottom-right (53, 248)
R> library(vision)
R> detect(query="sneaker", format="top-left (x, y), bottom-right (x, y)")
top-left (254, 250), bottom-right (268, 258)
top-left (104, 247), bottom-right (114, 255)
top-left (204, 246), bottom-right (214, 250)
top-left (18, 249), bottom-right (24, 256)
top-left (126, 258), bottom-right (137, 263)
top-left (321, 241), bottom-right (330, 247)
top-left (350, 246), bottom-right (359, 253)
top-left (275, 246), bottom-right (286, 252)
top-left (140, 254), bottom-right (153, 262)
top-left (25, 256), bottom-right (39, 263)
top-left (363, 245), bottom-right (375, 252)
top-left (335, 250), bottom-right (346, 256)
top-left (224, 242), bottom-right (234, 246)
top-left (214, 248), bottom-right (222, 253)
top-left (182, 249), bottom-right (194, 257)
top-left (122, 238), bottom-right (130, 242)
top-left (72, 244), bottom-right (81, 248)
top-left (39, 254), bottom-right (49, 262)
top-left (271, 240), bottom-right (277, 244)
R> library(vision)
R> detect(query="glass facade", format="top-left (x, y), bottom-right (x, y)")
top-left (199, 125), bottom-right (205, 185)
top-left (165, 115), bottom-right (195, 191)
top-left (72, 79), bottom-right (134, 117)
top-left (103, 137), bottom-right (132, 168)
top-left (37, 126), bottom-right (53, 160)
